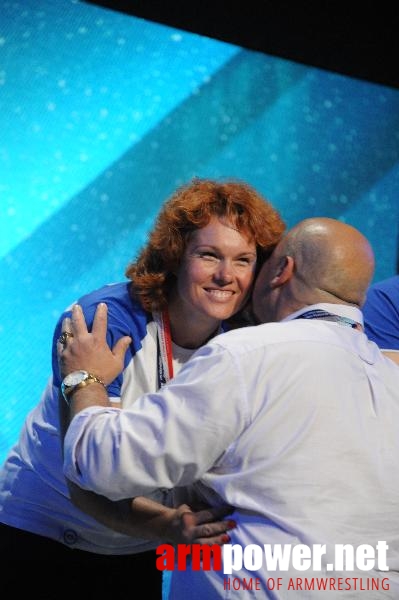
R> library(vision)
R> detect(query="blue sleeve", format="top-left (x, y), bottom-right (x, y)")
top-left (51, 282), bottom-right (150, 395)
top-left (363, 277), bottom-right (399, 349)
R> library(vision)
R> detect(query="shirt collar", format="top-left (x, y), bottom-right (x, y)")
top-left (282, 303), bottom-right (364, 327)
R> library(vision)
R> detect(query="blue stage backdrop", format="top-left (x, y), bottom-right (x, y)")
top-left (1, 0), bottom-right (399, 463)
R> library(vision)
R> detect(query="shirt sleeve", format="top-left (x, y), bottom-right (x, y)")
top-left (363, 281), bottom-right (399, 350)
top-left (51, 289), bottom-right (138, 397)
top-left (63, 342), bottom-right (248, 501)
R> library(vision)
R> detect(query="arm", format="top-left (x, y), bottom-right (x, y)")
top-left (58, 304), bottom-right (235, 543)
top-left (66, 480), bottom-right (234, 544)
top-left (363, 279), bottom-right (399, 350)
top-left (60, 303), bottom-right (244, 500)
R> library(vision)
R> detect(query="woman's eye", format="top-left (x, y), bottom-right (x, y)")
top-left (199, 251), bottom-right (218, 260)
top-left (235, 257), bottom-right (253, 265)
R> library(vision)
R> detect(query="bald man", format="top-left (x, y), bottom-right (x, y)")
top-left (61, 218), bottom-right (399, 599)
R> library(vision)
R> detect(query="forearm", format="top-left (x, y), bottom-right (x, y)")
top-left (123, 496), bottom-right (180, 542)
top-left (67, 481), bottom-right (235, 545)
top-left (67, 481), bottom-right (177, 542)
top-left (65, 381), bottom-right (111, 425)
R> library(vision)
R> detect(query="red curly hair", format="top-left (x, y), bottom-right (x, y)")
top-left (126, 177), bottom-right (285, 312)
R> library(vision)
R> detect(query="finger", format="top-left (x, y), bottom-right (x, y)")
top-left (112, 336), bottom-right (132, 360)
top-left (91, 302), bottom-right (108, 339)
top-left (189, 516), bottom-right (236, 546)
top-left (56, 338), bottom-right (64, 359)
top-left (192, 519), bottom-right (236, 538)
top-left (191, 531), bottom-right (232, 546)
top-left (190, 506), bottom-right (235, 526)
top-left (62, 317), bottom-right (73, 334)
top-left (70, 303), bottom-right (89, 336)
top-left (179, 512), bottom-right (236, 546)
top-left (56, 317), bottom-right (73, 355)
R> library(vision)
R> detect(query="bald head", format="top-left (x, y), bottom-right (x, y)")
top-left (277, 217), bottom-right (375, 306)
top-left (252, 217), bottom-right (375, 323)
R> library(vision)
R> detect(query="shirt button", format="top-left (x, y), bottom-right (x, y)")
top-left (63, 529), bottom-right (78, 545)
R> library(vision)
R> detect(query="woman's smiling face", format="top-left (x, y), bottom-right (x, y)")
top-left (174, 216), bottom-right (257, 324)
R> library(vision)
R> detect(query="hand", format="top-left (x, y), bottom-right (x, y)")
top-left (167, 504), bottom-right (236, 546)
top-left (57, 303), bottom-right (131, 385)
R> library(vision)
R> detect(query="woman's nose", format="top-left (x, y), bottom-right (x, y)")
top-left (213, 260), bottom-right (233, 283)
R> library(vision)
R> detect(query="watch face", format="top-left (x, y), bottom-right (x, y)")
top-left (63, 370), bottom-right (88, 386)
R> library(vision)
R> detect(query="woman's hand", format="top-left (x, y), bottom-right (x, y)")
top-left (164, 503), bottom-right (236, 546)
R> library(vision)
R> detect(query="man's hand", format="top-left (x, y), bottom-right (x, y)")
top-left (58, 303), bottom-right (131, 385)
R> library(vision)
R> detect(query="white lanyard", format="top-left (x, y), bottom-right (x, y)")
top-left (152, 309), bottom-right (174, 387)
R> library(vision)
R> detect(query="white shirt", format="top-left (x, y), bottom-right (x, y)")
top-left (63, 304), bottom-right (399, 598)
top-left (0, 284), bottom-right (195, 554)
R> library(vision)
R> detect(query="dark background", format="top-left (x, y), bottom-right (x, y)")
top-left (85, 1), bottom-right (399, 89)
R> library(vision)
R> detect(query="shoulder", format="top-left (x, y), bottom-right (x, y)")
top-left (211, 319), bottom-right (365, 357)
top-left (78, 281), bottom-right (133, 311)
top-left (210, 321), bottom-right (306, 355)
top-left (365, 275), bottom-right (399, 302)
top-left (73, 282), bottom-right (149, 325)
top-left (53, 282), bottom-right (151, 345)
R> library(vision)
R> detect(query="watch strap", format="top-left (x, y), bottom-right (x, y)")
top-left (62, 372), bottom-right (105, 403)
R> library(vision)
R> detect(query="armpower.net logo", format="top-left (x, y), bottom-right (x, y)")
top-left (156, 541), bottom-right (391, 593)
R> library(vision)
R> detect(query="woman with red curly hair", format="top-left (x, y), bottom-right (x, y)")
top-left (0, 177), bottom-right (285, 594)
top-left (128, 177), bottom-right (284, 312)
top-left (127, 177), bottom-right (285, 335)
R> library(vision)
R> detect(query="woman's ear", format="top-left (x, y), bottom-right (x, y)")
top-left (270, 255), bottom-right (294, 288)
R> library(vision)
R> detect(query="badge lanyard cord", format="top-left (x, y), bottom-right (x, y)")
top-left (295, 309), bottom-right (362, 330)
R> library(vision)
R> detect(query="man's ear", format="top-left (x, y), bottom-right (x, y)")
top-left (270, 256), bottom-right (294, 288)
